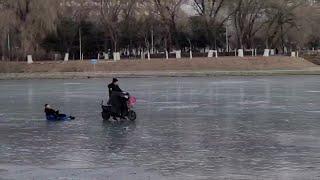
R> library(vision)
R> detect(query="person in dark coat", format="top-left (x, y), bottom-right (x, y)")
top-left (44, 104), bottom-right (75, 120)
top-left (44, 104), bottom-right (60, 116)
top-left (107, 78), bottom-right (128, 120)
top-left (108, 92), bottom-right (123, 119)
top-left (108, 78), bottom-right (122, 97)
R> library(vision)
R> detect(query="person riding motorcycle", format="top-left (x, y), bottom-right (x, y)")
top-left (107, 78), bottom-right (128, 120)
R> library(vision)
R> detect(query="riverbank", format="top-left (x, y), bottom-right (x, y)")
top-left (2, 69), bottom-right (320, 80)
top-left (0, 56), bottom-right (318, 79)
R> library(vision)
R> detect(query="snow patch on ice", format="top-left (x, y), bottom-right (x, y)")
top-left (158, 105), bottom-right (200, 111)
top-left (271, 106), bottom-right (287, 109)
top-left (209, 81), bottom-right (249, 85)
top-left (65, 94), bottom-right (99, 98)
top-left (239, 101), bottom-right (269, 105)
top-left (63, 83), bottom-right (85, 85)
top-left (153, 101), bottom-right (184, 104)
top-left (306, 91), bottom-right (320, 93)
top-left (0, 85), bottom-right (25, 87)
top-left (306, 111), bottom-right (320, 113)
top-left (136, 99), bottom-right (148, 103)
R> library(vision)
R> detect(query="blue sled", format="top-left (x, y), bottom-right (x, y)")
top-left (46, 115), bottom-right (75, 121)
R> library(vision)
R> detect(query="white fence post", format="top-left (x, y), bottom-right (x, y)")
top-left (147, 51), bottom-right (151, 60)
top-left (208, 50), bottom-right (218, 58)
top-left (141, 50), bottom-right (145, 60)
top-left (113, 52), bottom-right (120, 61)
top-left (190, 50), bottom-right (193, 59)
top-left (270, 49), bottom-right (275, 56)
top-left (176, 50), bottom-right (181, 59)
top-left (238, 49), bottom-right (244, 57)
top-left (64, 53), bottom-right (69, 62)
top-left (103, 52), bottom-right (109, 60)
top-left (263, 49), bottom-right (270, 57)
top-left (27, 55), bottom-right (33, 64)
top-left (165, 50), bottom-right (169, 59)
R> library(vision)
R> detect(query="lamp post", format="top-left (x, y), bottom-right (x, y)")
top-left (226, 23), bottom-right (229, 53)
top-left (151, 29), bottom-right (154, 54)
top-left (225, 18), bottom-right (231, 53)
top-left (7, 33), bottom-right (11, 60)
top-left (79, 28), bottom-right (82, 60)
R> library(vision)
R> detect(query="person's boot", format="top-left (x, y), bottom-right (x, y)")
top-left (120, 114), bottom-right (127, 120)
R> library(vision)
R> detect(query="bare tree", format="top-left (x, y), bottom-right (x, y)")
top-left (100, 0), bottom-right (126, 52)
top-left (120, 0), bottom-right (142, 54)
top-left (0, 0), bottom-right (16, 60)
top-left (153, 0), bottom-right (186, 50)
top-left (2, 0), bottom-right (61, 59)
top-left (192, 0), bottom-right (233, 48)
top-left (263, 0), bottom-right (303, 51)
top-left (232, 0), bottom-right (267, 49)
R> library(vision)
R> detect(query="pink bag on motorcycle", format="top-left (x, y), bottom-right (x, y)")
top-left (129, 96), bottom-right (137, 106)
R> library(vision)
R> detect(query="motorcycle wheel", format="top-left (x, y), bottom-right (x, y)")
top-left (102, 111), bottom-right (111, 121)
top-left (127, 110), bottom-right (137, 121)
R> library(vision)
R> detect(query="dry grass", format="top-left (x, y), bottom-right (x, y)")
top-left (0, 56), bottom-right (316, 73)
top-left (303, 54), bottom-right (320, 65)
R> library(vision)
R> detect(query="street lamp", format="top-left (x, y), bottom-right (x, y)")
top-left (225, 17), bottom-right (232, 53)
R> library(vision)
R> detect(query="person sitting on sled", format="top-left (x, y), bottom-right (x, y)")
top-left (44, 104), bottom-right (75, 120)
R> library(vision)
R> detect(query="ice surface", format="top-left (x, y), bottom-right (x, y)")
top-left (0, 76), bottom-right (320, 179)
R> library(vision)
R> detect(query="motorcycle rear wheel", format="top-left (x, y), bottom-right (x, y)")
top-left (127, 110), bottom-right (137, 121)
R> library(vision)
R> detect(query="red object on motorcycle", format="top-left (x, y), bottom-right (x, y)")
top-left (129, 96), bottom-right (137, 106)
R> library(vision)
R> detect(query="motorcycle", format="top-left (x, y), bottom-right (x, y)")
top-left (101, 92), bottom-right (137, 121)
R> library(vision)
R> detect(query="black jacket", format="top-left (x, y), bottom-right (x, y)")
top-left (108, 83), bottom-right (122, 97)
top-left (45, 108), bottom-right (58, 116)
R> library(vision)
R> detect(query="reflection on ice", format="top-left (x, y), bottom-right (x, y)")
top-left (306, 111), bottom-right (320, 113)
top-left (157, 105), bottom-right (200, 111)
top-left (63, 83), bottom-right (86, 85)
top-left (306, 91), bottom-right (320, 93)
top-left (238, 100), bottom-right (269, 105)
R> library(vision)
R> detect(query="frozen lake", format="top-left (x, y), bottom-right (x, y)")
top-left (1, 76), bottom-right (320, 180)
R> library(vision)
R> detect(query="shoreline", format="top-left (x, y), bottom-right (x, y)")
top-left (1, 69), bottom-right (320, 80)
top-left (1, 56), bottom-right (319, 79)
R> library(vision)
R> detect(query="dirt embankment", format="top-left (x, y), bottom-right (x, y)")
top-left (303, 54), bottom-right (320, 65)
top-left (0, 56), bottom-right (316, 74)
